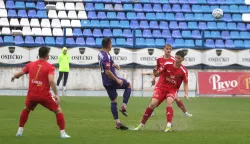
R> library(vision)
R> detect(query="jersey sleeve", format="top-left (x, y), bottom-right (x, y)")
top-left (183, 69), bottom-right (188, 83)
top-left (48, 65), bottom-right (55, 75)
top-left (102, 57), bottom-right (111, 70)
top-left (22, 63), bottom-right (30, 74)
top-left (155, 58), bottom-right (160, 70)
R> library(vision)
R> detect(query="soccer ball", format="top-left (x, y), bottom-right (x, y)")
top-left (212, 8), bottom-right (223, 19)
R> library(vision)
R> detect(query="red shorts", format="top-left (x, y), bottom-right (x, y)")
top-left (25, 95), bottom-right (59, 111)
top-left (152, 88), bottom-right (178, 107)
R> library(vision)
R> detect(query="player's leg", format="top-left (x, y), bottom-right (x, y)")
top-left (63, 72), bottom-right (69, 91)
top-left (16, 100), bottom-right (38, 137)
top-left (175, 97), bottom-right (192, 117)
top-left (164, 95), bottom-right (175, 132)
top-left (57, 72), bottom-right (63, 89)
top-left (105, 86), bottom-right (128, 130)
top-left (134, 89), bottom-right (165, 130)
top-left (117, 78), bottom-right (131, 117)
top-left (40, 97), bottom-right (70, 138)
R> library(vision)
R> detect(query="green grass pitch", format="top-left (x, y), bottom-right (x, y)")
top-left (0, 96), bottom-right (250, 144)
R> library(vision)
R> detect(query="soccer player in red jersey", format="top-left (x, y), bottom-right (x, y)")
top-left (151, 44), bottom-right (192, 117)
top-left (134, 50), bottom-right (190, 132)
top-left (11, 46), bottom-right (70, 138)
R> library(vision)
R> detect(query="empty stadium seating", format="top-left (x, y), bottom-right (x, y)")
top-left (0, 0), bottom-right (249, 48)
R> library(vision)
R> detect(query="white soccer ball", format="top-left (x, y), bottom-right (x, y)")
top-left (212, 8), bottom-right (223, 19)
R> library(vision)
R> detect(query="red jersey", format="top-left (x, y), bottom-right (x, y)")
top-left (154, 56), bottom-right (175, 89)
top-left (158, 61), bottom-right (188, 90)
top-left (23, 60), bottom-right (55, 99)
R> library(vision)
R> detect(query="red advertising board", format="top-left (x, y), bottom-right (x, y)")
top-left (197, 72), bottom-right (250, 95)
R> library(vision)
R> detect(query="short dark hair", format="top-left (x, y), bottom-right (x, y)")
top-left (175, 50), bottom-right (185, 58)
top-left (102, 37), bottom-right (111, 48)
top-left (38, 46), bottom-right (50, 58)
top-left (164, 44), bottom-right (172, 49)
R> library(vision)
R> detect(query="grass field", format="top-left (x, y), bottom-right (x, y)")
top-left (0, 96), bottom-right (250, 144)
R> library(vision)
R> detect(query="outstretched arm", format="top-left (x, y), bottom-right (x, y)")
top-left (11, 70), bottom-right (25, 82)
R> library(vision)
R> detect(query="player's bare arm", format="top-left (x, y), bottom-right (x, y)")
top-left (48, 74), bottom-right (60, 104)
top-left (11, 70), bottom-right (25, 82)
top-left (183, 82), bottom-right (190, 101)
top-left (105, 69), bottom-right (123, 86)
top-left (113, 63), bottom-right (120, 70)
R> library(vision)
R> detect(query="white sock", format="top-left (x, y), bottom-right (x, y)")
top-left (115, 119), bottom-right (120, 123)
top-left (140, 123), bottom-right (144, 127)
top-left (167, 122), bottom-right (171, 127)
top-left (60, 130), bottom-right (65, 134)
top-left (122, 103), bottom-right (127, 109)
top-left (18, 127), bottom-right (24, 132)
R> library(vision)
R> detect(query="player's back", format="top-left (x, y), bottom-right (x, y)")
top-left (25, 60), bottom-right (54, 99)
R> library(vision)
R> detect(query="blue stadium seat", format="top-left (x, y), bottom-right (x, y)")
top-left (136, 30), bottom-right (142, 37)
top-left (116, 38), bottom-right (126, 47)
top-left (149, 21), bottom-right (159, 29)
top-left (223, 14), bottom-right (232, 22)
top-left (166, 38), bottom-right (174, 45)
top-left (153, 4), bottom-right (162, 12)
top-left (103, 29), bottom-right (113, 37)
top-left (174, 39), bottom-right (185, 47)
top-left (126, 38), bottom-right (133, 47)
top-left (204, 31), bottom-right (211, 38)
top-left (215, 40), bottom-right (225, 48)
top-left (15, 1), bottom-right (25, 9)
top-left (110, 21), bottom-right (119, 28)
top-left (172, 4), bottom-right (181, 12)
top-left (192, 30), bottom-right (201, 38)
top-left (227, 22), bottom-right (237, 30)
top-left (123, 29), bottom-right (132, 37)
top-left (136, 38), bottom-right (146, 47)
top-left (25, 36), bottom-right (35, 45)
top-left (130, 20), bottom-right (139, 29)
top-left (201, 5), bottom-right (210, 12)
top-left (95, 3), bottom-right (105, 10)
top-left (143, 29), bottom-right (152, 38)
top-left (134, 4), bottom-right (143, 12)
top-left (18, 10), bottom-right (27, 18)
top-left (156, 13), bottom-right (166, 20)
top-left (162, 30), bottom-right (172, 38)
top-left (217, 22), bottom-right (227, 30)
top-left (151, 0), bottom-right (161, 3)
top-left (247, 24), bottom-right (250, 30)
top-left (172, 30), bottom-right (182, 38)
top-left (83, 29), bottom-right (92, 36)
top-left (205, 39), bottom-right (215, 48)
top-left (8, 10), bottom-right (17, 18)
top-left (117, 12), bottom-right (126, 20)
top-left (169, 21), bottom-right (179, 29)
top-left (225, 0), bottom-right (235, 4)
top-left (185, 14), bottom-right (194, 21)
top-left (180, 0), bottom-right (189, 3)
top-left (240, 32), bottom-right (250, 39)
top-left (163, 4), bottom-right (172, 12)
top-left (56, 37), bottom-right (64, 46)
top-left (182, 5), bottom-right (191, 12)
top-left (85, 3), bottom-right (95, 11)
top-left (36, 2), bottom-right (46, 10)
top-left (127, 12), bottom-right (136, 20)
top-left (232, 14), bottom-right (242, 22)
top-left (188, 22), bottom-right (198, 29)
top-left (0, 37), bottom-right (4, 45)
top-left (182, 31), bottom-right (192, 38)
top-left (230, 31), bottom-right (240, 39)
top-left (237, 23), bottom-right (246, 30)
top-left (35, 37), bottom-right (45, 45)
top-left (159, 21), bottom-right (169, 29)
top-left (97, 12), bottom-right (107, 19)
top-left (137, 12), bottom-right (146, 20)
top-left (198, 22), bottom-right (207, 30)
top-left (244, 40), bottom-right (250, 48)
top-left (144, 4), bottom-right (153, 12)
top-left (225, 40), bottom-right (234, 48)
top-left (203, 14), bottom-right (213, 21)
top-left (6, 1), bottom-right (15, 9)
top-left (179, 22), bottom-right (188, 30)
top-left (28, 10), bottom-right (37, 18)
top-left (207, 0), bottom-right (217, 4)
top-left (124, 4), bottom-right (133, 11)
top-left (88, 12), bottom-right (97, 19)
top-left (234, 40), bottom-right (244, 48)
top-left (221, 31), bottom-right (230, 39)
top-left (100, 20), bottom-right (110, 28)
top-left (220, 5), bottom-right (230, 13)
top-left (140, 21), bottom-right (149, 29)
top-left (45, 37), bottom-right (55, 46)
top-left (93, 29), bottom-right (103, 37)
top-left (81, 20), bottom-right (91, 27)
top-left (90, 20), bottom-right (100, 28)
top-left (95, 38), bottom-right (102, 47)
top-left (230, 5), bottom-right (239, 13)
top-left (207, 22), bottom-right (217, 30)
top-left (146, 38), bottom-right (155, 47)
top-left (176, 13), bottom-right (185, 21)
top-left (155, 38), bottom-right (165, 47)
top-left (195, 40), bottom-right (202, 47)
top-left (76, 37), bottom-right (85, 46)
top-left (113, 29), bottom-right (123, 37)
top-left (146, 13), bottom-right (156, 20)
top-left (235, 0), bottom-right (245, 4)
top-left (37, 10), bottom-right (47, 18)
top-left (140, 0), bottom-right (150, 2)
top-left (15, 36), bottom-right (24, 45)
top-left (239, 6), bottom-right (248, 13)
top-left (192, 5), bottom-right (202, 12)
top-left (26, 2), bottom-right (36, 9)
top-left (189, 0), bottom-right (198, 4)
top-left (120, 20), bottom-right (130, 28)
top-left (185, 40), bottom-right (195, 48)
top-left (211, 31), bottom-right (220, 38)
top-left (66, 38), bottom-right (76, 46)
top-left (153, 30), bottom-right (162, 38)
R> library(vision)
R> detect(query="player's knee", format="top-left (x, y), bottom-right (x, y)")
top-left (112, 98), bottom-right (117, 103)
top-left (166, 97), bottom-right (174, 107)
top-left (53, 107), bottom-right (62, 114)
top-left (149, 99), bottom-right (158, 109)
top-left (24, 108), bottom-right (31, 111)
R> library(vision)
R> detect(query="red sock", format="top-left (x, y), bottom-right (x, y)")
top-left (19, 109), bottom-right (30, 127)
top-left (141, 107), bottom-right (153, 124)
top-left (176, 99), bottom-right (186, 113)
top-left (166, 107), bottom-right (173, 123)
top-left (56, 113), bottom-right (65, 130)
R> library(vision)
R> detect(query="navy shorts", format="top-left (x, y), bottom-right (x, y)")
top-left (104, 78), bottom-right (130, 101)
